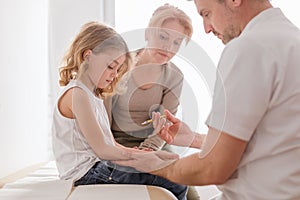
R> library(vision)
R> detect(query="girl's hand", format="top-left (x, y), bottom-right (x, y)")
top-left (133, 146), bottom-right (153, 151)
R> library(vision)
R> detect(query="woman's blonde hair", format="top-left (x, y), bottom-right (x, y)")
top-left (148, 3), bottom-right (193, 43)
top-left (59, 21), bottom-right (131, 97)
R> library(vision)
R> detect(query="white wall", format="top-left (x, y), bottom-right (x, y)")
top-left (0, 0), bottom-right (114, 179)
top-left (0, 0), bottom-right (49, 178)
top-left (48, 0), bottom-right (109, 103)
top-left (115, 0), bottom-right (224, 66)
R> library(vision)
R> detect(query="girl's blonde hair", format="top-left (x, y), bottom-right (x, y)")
top-left (148, 3), bottom-right (193, 43)
top-left (59, 21), bottom-right (131, 97)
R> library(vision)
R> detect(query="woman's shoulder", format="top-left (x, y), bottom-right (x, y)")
top-left (168, 61), bottom-right (180, 70)
top-left (163, 62), bottom-right (184, 79)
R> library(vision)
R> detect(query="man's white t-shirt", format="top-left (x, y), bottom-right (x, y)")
top-left (206, 8), bottom-right (300, 199)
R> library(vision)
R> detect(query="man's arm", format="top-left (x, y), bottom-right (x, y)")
top-left (152, 127), bottom-right (248, 185)
top-left (113, 112), bottom-right (247, 185)
top-left (190, 133), bottom-right (205, 149)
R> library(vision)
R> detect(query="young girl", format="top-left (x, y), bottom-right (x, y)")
top-left (51, 21), bottom-right (187, 200)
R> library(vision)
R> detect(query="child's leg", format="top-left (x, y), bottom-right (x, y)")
top-left (110, 167), bottom-right (187, 200)
top-left (74, 161), bottom-right (187, 200)
top-left (74, 161), bottom-right (117, 186)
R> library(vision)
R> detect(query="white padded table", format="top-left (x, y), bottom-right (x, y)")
top-left (0, 161), bottom-right (176, 200)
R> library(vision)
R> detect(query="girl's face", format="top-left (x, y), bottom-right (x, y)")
top-left (87, 49), bottom-right (126, 89)
top-left (146, 19), bottom-right (186, 64)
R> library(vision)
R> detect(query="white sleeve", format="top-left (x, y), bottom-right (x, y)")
top-left (206, 39), bottom-right (276, 141)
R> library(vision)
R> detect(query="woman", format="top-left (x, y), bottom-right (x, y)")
top-left (105, 3), bottom-right (193, 150)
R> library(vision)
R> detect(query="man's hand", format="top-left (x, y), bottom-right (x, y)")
top-left (112, 150), bottom-right (179, 172)
top-left (158, 110), bottom-right (195, 147)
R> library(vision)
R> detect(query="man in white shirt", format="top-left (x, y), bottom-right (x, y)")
top-left (114, 0), bottom-right (300, 199)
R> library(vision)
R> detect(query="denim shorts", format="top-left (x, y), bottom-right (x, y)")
top-left (74, 161), bottom-right (187, 200)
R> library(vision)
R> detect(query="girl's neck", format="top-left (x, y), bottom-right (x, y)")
top-left (78, 74), bottom-right (96, 95)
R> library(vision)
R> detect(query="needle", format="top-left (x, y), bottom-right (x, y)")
top-left (141, 114), bottom-right (166, 125)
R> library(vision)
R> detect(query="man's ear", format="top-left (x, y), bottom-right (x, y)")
top-left (83, 49), bottom-right (92, 60)
top-left (145, 28), bottom-right (150, 41)
top-left (227, 0), bottom-right (242, 7)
